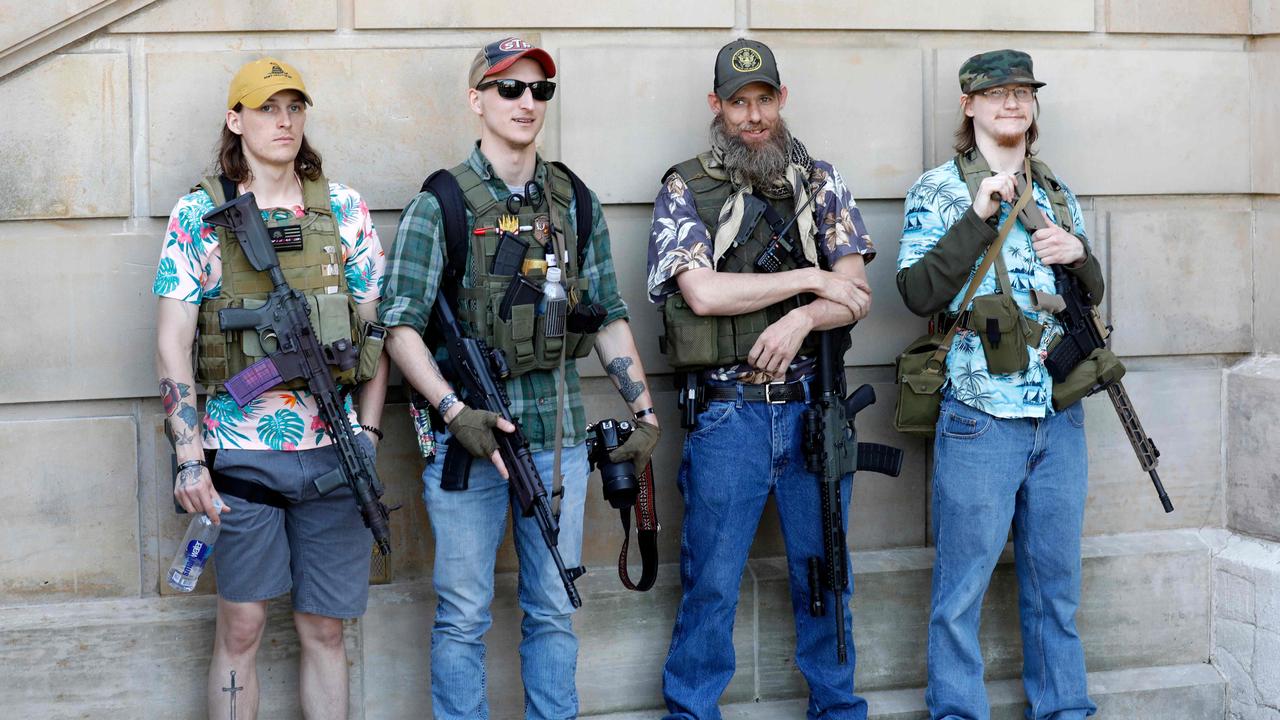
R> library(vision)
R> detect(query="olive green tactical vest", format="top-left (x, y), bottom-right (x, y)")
top-left (194, 174), bottom-right (364, 394)
top-left (658, 152), bottom-right (825, 370)
top-left (450, 162), bottom-right (596, 378)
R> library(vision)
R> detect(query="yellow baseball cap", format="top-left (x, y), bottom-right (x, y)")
top-left (226, 57), bottom-right (313, 110)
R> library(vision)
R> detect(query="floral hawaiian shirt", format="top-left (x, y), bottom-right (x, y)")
top-left (897, 159), bottom-right (1090, 419)
top-left (646, 158), bottom-right (875, 382)
top-left (153, 183), bottom-right (385, 450)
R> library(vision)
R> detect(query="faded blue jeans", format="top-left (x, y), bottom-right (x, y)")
top-left (662, 395), bottom-right (867, 720)
top-left (422, 436), bottom-right (588, 720)
top-left (927, 395), bottom-right (1097, 720)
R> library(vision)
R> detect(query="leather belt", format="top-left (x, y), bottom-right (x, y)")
top-left (703, 379), bottom-right (810, 404)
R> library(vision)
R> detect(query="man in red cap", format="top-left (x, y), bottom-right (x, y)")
top-left (379, 37), bottom-right (660, 719)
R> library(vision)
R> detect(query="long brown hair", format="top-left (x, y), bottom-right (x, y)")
top-left (952, 98), bottom-right (1040, 156)
top-left (215, 103), bottom-right (323, 184)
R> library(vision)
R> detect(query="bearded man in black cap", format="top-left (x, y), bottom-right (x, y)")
top-left (646, 38), bottom-right (876, 720)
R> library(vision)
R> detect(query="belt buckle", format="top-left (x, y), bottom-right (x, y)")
top-left (764, 381), bottom-right (788, 404)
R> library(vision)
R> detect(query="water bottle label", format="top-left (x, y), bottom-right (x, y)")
top-left (185, 539), bottom-right (211, 562)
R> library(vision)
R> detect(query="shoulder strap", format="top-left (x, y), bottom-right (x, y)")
top-left (953, 150), bottom-right (1016, 296)
top-left (1027, 157), bottom-right (1074, 235)
top-left (419, 168), bottom-right (469, 339)
top-left (548, 160), bottom-right (593, 275)
top-left (302, 174), bottom-right (332, 216)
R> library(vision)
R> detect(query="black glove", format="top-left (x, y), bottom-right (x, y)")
top-left (607, 421), bottom-right (661, 471)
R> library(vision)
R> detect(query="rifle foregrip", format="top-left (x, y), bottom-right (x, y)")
top-left (857, 442), bottom-right (904, 478)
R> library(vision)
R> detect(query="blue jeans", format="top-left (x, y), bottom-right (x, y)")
top-left (422, 436), bottom-right (588, 720)
top-left (662, 396), bottom-right (867, 720)
top-left (927, 396), bottom-right (1097, 720)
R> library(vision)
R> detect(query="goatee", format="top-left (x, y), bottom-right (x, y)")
top-left (711, 113), bottom-right (793, 189)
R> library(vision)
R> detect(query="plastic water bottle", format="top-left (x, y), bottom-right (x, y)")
top-left (540, 266), bottom-right (567, 338)
top-left (166, 512), bottom-right (221, 592)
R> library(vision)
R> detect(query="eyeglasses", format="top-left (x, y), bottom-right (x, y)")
top-left (475, 78), bottom-right (557, 102)
top-left (977, 86), bottom-right (1036, 103)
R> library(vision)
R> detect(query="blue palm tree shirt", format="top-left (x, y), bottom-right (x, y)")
top-left (898, 159), bottom-right (1091, 419)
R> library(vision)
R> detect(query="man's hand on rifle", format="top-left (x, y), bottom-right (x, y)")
top-left (446, 404), bottom-right (516, 479)
top-left (174, 462), bottom-right (229, 525)
top-left (1031, 216), bottom-right (1086, 266)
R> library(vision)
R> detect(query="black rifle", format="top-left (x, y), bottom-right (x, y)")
top-left (203, 193), bottom-right (396, 555)
top-left (1012, 184), bottom-right (1174, 514)
top-left (802, 329), bottom-right (904, 663)
top-left (431, 297), bottom-right (585, 608)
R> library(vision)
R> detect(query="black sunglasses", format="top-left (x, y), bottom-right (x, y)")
top-left (476, 78), bottom-right (557, 102)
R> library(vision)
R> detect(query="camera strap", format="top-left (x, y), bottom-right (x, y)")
top-left (618, 460), bottom-right (659, 591)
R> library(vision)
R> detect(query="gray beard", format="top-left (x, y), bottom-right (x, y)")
top-left (711, 114), bottom-right (793, 189)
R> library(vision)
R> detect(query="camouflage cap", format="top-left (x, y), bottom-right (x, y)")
top-left (958, 49), bottom-right (1046, 94)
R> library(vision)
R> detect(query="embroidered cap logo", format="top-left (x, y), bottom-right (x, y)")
top-left (264, 63), bottom-right (292, 80)
top-left (731, 48), bottom-right (763, 73)
top-left (499, 38), bottom-right (532, 52)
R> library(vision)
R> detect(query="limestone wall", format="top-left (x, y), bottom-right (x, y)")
top-left (0, 0), bottom-right (1276, 717)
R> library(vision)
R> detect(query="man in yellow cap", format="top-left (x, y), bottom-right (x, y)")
top-left (154, 57), bottom-right (388, 719)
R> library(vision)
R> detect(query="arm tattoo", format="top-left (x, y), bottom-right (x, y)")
top-left (160, 377), bottom-right (199, 450)
top-left (606, 356), bottom-right (646, 403)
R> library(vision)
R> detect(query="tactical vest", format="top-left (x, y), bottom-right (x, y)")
top-left (194, 174), bottom-right (367, 395)
top-left (658, 152), bottom-right (824, 370)
top-left (449, 162), bottom-right (596, 378)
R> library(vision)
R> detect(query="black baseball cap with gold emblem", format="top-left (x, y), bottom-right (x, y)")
top-left (714, 38), bottom-right (780, 99)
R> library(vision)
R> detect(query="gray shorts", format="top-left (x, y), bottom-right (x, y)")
top-left (210, 435), bottom-right (374, 618)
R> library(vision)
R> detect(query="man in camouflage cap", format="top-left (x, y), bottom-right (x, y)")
top-left (896, 49), bottom-right (1104, 719)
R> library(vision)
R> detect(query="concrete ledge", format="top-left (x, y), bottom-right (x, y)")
top-left (585, 663), bottom-right (1226, 719)
top-left (0, 529), bottom-right (1215, 718)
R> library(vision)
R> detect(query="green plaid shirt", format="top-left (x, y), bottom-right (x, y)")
top-left (379, 146), bottom-right (628, 451)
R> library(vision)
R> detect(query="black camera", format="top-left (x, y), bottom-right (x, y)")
top-left (585, 418), bottom-right (638, 509)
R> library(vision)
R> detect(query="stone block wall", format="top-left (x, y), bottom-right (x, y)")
top-left (0, 0), bottom-right (1275, 717)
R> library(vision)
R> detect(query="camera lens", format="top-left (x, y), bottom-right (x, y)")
top-left (600, 460), bottom-right (637, 509)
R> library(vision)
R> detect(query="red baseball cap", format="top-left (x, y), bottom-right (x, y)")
top-left (468, 37), bottom-right (556, 88)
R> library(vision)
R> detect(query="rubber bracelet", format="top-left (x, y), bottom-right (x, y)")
top-left (175, 459), bottom-right (206, 474)
top-left (633, 407), bottom-right (656, 420)
top-left (437, 392), bottom-right (460, 417)
top-left (360, 424), bottom-right (385, 441)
